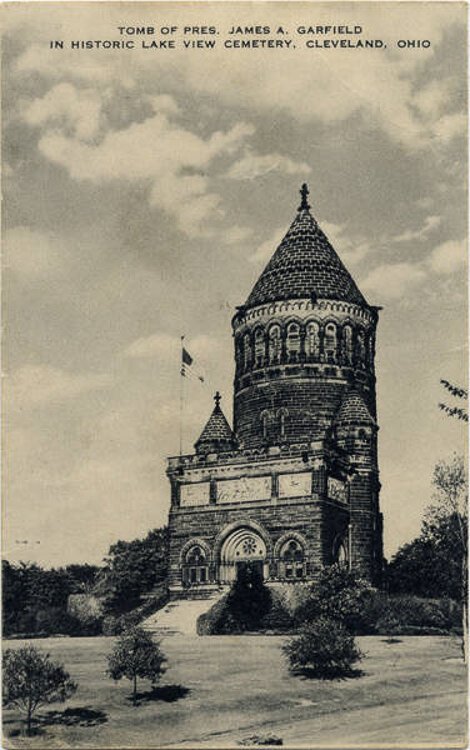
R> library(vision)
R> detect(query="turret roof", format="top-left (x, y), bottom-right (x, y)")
top-left (334, 389), bottom-right (375, 427)
top-left (195, 393), bottom-right (237, 454)
top-left (246, 184), bottom-right (367, 308)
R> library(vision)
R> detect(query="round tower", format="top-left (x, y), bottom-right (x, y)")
top-left (232, 184), bottom-right (379, 451)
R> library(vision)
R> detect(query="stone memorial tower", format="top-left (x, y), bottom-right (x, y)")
top-left (166, 184), bottom-right (383, 595)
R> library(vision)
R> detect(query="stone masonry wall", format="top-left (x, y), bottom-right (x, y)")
top-left (168, 499), bottom-right (348, 589)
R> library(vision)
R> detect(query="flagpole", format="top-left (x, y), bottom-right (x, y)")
top-left (180, 336), bottom-right (184, 457)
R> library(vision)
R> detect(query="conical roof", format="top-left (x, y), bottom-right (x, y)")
top-left (195, 393), bottom-right (237, 454)
top-left (334, 389), bottom-right (375, 427)
top-left (246, 185), bottom-right (367, 308)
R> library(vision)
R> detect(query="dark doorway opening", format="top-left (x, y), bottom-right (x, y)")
top-left (236, 560), bottom-right (263, 581)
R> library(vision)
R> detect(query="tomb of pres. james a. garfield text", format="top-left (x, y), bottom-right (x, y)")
top-left (167, 185), bottom-right (383, 595)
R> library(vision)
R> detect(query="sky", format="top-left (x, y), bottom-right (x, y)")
top-left (2, 2), bottom-right (467, 568)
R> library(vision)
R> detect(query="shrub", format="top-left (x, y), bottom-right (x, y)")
top-left (363, 593), bottom-right (461, 635)
top-left (238, 734), bottom-right (283, 745)
top-left (107, 626), bottom-right (166, 705)
top-left (259, 589), bottom-right (294, 632)
top-left (197, 594), bottom-right (230, 635)
top-left (199, 565), bottom-right (272, 634)
top-left (293, 565), bottom-right (375, 633)
top-left (67, 594), bottom-right (104, 634)
top-left (225, 564), bottom-right (272, 631)
top-left (3, 645), bottom-right (77, 735)
top-left (283, 617), bottom-right (363, 679)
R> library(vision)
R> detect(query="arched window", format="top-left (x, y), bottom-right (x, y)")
top-left (278, 407), bottom-right (289, 439)
top-left (356, 330), bottom-right (366, 366)
top-left (286, 322), bottom-right (301, 362)
top-left (268, 325), bottom-right (281, 364)
top-left (280, 539), bottom-right (305, 579)
top-left (254, 328), bottom-right (265, 368)
top-left (342, 325), bottom-right (353, 365)
top-left (235, 336), bottom-right (244, 372)
top-left (183, 545), bottom-right (208, 586)
top-left (260, 410), bottom-right (270, 440)
top-left (324, 323), bottom-right (337, 363)
top-left (306, 321), bottom-right (319, 360)
top-left (336, 543), bottom-right (348, 567)
top-left (367, 333), bottom-right (374, 367)
top-left (243, 333), bottom-right (251, 371)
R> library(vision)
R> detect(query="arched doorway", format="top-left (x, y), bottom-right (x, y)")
top-left (219, 527), bottom-right (268, 583)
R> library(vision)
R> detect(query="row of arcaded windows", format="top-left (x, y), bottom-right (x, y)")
top-left (237, 321), bottom-right (372, 372)
top-left (180, 537), bottom-right (349, 586)
top-left (180, 539), bottom-right (306, 585)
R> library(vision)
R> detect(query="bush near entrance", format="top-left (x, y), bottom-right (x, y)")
top-left (199, 563), bottom-right (272, 634)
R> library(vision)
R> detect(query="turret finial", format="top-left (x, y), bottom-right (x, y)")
top-left (298, 183), bottom-right (310, 212)
top-left (214, 391), bottom-right (221, 409)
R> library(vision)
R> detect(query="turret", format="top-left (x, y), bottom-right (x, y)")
top-left (195, 392), bottom-right (238, 456)
top-left (232, 184), bottom-right (379, 450)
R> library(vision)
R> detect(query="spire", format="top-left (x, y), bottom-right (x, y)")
top-left (298, 182), bottom-right (311, 212)
top-left (195, 392), bottom-right (238, 455)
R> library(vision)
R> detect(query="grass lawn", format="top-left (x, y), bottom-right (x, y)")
top-left (2, 634), bottom-right (467, 748)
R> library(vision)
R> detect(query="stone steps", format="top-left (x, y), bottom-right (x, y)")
top-left (142, 589), bottom-right (225, 636)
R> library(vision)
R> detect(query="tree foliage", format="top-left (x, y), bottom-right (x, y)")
top-left (438, 379), bottom-right (468, 422)
top-left (100, 527), bottom-right (168, 614)
top-left (283, 617), bottom-right (363, 678)
top-left (388, 454), bottom-right (467, 601)
top-left (294, 564), bottom-right (374, 633)
top-left (3, 645), bottom-right (77, 735)
top-left (2, 561), bottom-right (101, 636)
top-left (107, 626), bottom-right (166, 705)
top-left (224, 563), bottom-right (272, 632)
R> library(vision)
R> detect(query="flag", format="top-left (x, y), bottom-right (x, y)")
top-left (182, 347), bottom-right (193, 366)
top-left (181, 344), bottom-right (204, 382)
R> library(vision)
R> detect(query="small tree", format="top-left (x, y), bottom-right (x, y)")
top-left (2, 645), bottom-right (77, 735)
top-left (283, 617), bottom-right (363, 679)
top-left (107, 626), bottom-right (166, 705)
top-left (428, 454), bottom-right (467, 661)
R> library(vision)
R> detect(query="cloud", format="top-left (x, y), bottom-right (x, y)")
top-left (227, 151), bottom-right (311, 181)
top-left (320, 221), bottom-right (373, 266)
top-left (147, 94), bottom-right (180, 116)
top-left (413, 79), bottom-right (450, 120)
top-left (22, 83), bottom-right (103, 141)
top-left (7, 365), bottom-right (110, 408)
top-left (249, 227), bottom-right (286, 264)
top-left (361, 262), bottom-right (426, 300)
top-left (428, 239), bottom-right (466, 274)
top-left (124, 333), bottom-right (179, 360)
top-left (223, 225), bottom-right (253, 246)
top-left (361, 236), bottom-right (466, 301)
top-left (392, 215), bottom-right (442, 244)
top-left (433, 112), bottom-right (467, 143)
top-left (4, 226), bottom-right (69, 279)
top-left (10, 3), bottom-right (466, 154)
top-left (34, 106), bottom-right (253, 237)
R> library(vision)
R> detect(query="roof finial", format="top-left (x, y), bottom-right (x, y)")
top-left (298, 183), bottom-right (310, 212)
top-left (214, 391), bottom-right (221, 409)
